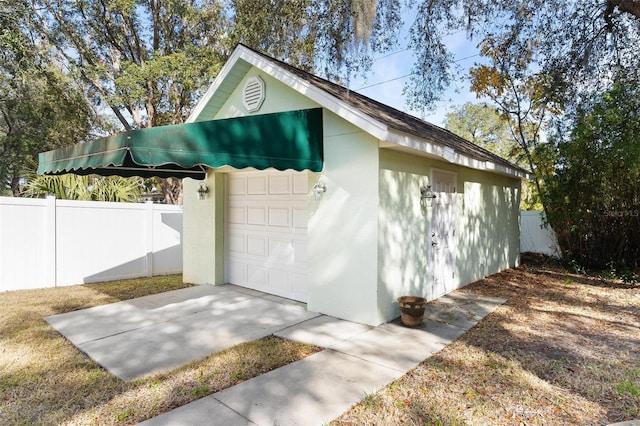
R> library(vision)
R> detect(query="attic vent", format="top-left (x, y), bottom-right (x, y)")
top-left (242, 75), bottom-right (265, 112)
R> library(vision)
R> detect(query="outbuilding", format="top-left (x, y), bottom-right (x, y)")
top-left (39, 44), bottom-right (528, 326)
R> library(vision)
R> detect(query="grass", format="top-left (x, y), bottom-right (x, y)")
top-left (332, 256), bottom-right (640, 425)
top-left (2, 261), bottom-right (639, 425)
top-left (0, 275), bottom-right (320, 425)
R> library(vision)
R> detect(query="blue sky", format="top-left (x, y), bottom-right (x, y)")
top-left (346, 23), bottom-right (487, 127)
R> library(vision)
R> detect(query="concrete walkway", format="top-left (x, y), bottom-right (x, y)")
top-left (138, 291), bottom-right (506, 426)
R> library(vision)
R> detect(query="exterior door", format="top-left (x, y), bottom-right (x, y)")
top-left (225, 170), bottom-right (309, 302)
top-left (430, 170), bottom-right (458, 298)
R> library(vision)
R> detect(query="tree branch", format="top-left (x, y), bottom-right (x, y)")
top-left (607, 0), bottom-right (640, 21)
top-left (31, 1), bottom-right (133, 130)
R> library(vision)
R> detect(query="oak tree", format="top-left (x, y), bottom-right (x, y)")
top-left (545, 77), bottom-right (640, 269)
top-left (1, 0), bottom-right (94, 196)
top-left (28, 0), bottom-right (229, 203)
top-left (401, 0), bottom-right (640, 111)
top-left (444, 102), bottom-right (542, 210)
top-left (444, 102), bottom-right (516, 161)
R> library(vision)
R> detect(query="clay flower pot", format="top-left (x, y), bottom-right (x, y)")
top-left (397, 296), bottom-right (427, 327)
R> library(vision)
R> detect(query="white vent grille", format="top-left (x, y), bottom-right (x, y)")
top-left (242, 76), bottom-right (265, 112)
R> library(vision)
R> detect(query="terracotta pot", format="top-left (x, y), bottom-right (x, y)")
top-left (397, 296), bottom-right (427, 327)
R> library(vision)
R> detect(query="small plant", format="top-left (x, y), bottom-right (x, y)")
top-left (464, 388), bottom-right (478, 400)
top-left (394, 399), bottom-right (406, 408)
top-left (616, 380), bottom-right (640, 396)
top-left (230, 368), bottom-right (245, 381)
top-left (362, 391), bottom-right (380, 409)
top-left (85, 370), bottom-right (106, 383)
top-left (191, 385), bottom-right (211, 398)
top-left (551, 360), bottom-right (564, 372)
top-left (603, 261), bottom-right (639, 284)
top-left (114, 409), bottom-right (132, 421)
top-left (603, 261), bottom-right (621, 281)
top-left (200, 370), bottom-right (220, 382)
top-left (569, 259), bottom-right (586, 275)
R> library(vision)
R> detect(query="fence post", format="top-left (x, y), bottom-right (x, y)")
top-left (145, 201), bottom-right (154, 277)
top-left (44, 195), bottom-right (57, 287)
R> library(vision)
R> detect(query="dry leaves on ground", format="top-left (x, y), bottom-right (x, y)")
top-left (333, 256), bottom-right (640, 425)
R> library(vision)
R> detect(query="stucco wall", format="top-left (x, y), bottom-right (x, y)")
top-left (456, 167), bottom-right (521, 285)
top-left (377, 149), bottom-right (521, 323)
top-left (307, 111), bottom-right (380, 325)
top-left (212, 70), bottom-right (319, 120)
top-left (377, 149), bottom-right (431, 323)
top-left (182, 173), bottom-right (224, 285)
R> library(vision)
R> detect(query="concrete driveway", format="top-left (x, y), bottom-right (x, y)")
top-left (45, 284), bottom-right (507, 424)
top-left (45, 284), bottom-right (320, 380)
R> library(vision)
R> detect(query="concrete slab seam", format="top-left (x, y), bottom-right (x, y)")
top-left (70, 323), bottom-right (163, 345)
top-left (210, 396), bottom-right (258, 426)
top-left (335, 350), bottom-right (409, 374)
top-left (270, 313), bottom-right (325, 340)
top-left (327, 329), bottom-right (378, 349)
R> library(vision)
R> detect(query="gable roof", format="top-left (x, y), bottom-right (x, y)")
top-left (189, 44), bottom-right (530, 179)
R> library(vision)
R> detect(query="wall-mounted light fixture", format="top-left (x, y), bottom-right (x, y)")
top-left (420, 184), bottom-right (437, 206)
top-left (312, 180), bottom-right (327, 200)
top-left (197, 183), bottom-right (209, 200)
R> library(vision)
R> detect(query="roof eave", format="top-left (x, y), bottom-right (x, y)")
top-left (236, 48), bottom-right (390, 139)
top-left (190, 45), bottom-right (533, 180)
top-left (383, 129), bottom-right (532, 180)
top-left (187, 47), bottom-right (251, 123)
top-left (189, 45), bottom-right (389, 138)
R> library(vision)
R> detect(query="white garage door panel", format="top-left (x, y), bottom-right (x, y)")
top-left (247, 235), bottom-right (267, 256)
top-left (228, 207), bottom-right (245, 224)
top-left (225, 170), bottom-right (309, 302)
top-left (228, 262), bottom-right (247, 284)
top-left (229, 178), bottom-right (246, 195)
top-left (247, 206), bottom-right (267, 225)
top-left (247, 265), bottom-right (266, 286)
top-left (227, 232), bottom-right (306, 265)
top-left (269, 175), bottom-right (290, 194)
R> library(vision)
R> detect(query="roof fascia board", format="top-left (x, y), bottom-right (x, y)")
top-left (234, 48), bottom-right (390, 140)
top-left (186, 48), bottom-right (250, 123)
top-left (385, 128), bottom-right (531, 179)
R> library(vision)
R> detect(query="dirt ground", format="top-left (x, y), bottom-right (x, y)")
top-left (332, 255), bottom-right (640, 425)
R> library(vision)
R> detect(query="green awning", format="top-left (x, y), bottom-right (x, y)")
top-left (38, 108), bottom-right (324, 180)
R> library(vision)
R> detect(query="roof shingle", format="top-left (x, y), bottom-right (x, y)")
top-left (243, 44), bottom-right (529, 177)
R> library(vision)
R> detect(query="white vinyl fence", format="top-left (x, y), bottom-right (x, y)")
top-left (1, 198), bottom-right (556, 292)
top-left (520, 210), bottom-right (560, 257)
top-left (0, 196), bottom-right (183, 292)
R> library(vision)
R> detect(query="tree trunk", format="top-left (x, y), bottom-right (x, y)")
top-left (156, 177), bottom-right (183, 205)
top-left (11, 175), bottom-right (21, 197)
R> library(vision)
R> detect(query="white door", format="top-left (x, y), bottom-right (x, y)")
top-left (225, 170), bottom-right (309, 302)
top-left (430, 170), bottom-right (457, 298)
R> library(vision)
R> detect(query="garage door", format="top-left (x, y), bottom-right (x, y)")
top-left (225, 170), bottom-right (309, 302)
